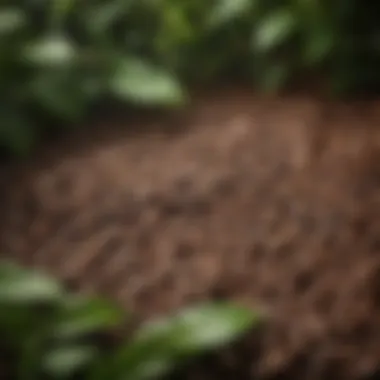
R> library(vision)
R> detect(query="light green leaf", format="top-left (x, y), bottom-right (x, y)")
top-left (135, 303), bottom-right (258, 353)
top-left (253, 9), bottom-right (297, 52)
top-left (0, 269), bottom-right (64, 304)
top-left (109, 57), bottom-right (186, 107)
top-left (208, 0), bottom-right (255, 29)
top-left (100, 303), bottom-right (259, 380)
top-left (43, 346), bottom-right (98, 377)
top-left (23, 35), bottom-right (77, 66)
top-left (0, 9), bottom-right (26, 35)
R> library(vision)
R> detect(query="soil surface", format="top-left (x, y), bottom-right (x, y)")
top-left (2, 88), bottom-right (380, 379)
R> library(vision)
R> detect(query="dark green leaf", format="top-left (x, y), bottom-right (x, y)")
top-left (85, 0), bottom-right (135, 36)
top-left (53, 296), bottom-right (124, 339)
top-left (29, 70), bottom-right (90, 121)
top-left (257, 63), bottom-right (290, 92)
top-left (303, 29), bottom-right (335, 65)
top-left (0, 112), bottom-right (36, 156)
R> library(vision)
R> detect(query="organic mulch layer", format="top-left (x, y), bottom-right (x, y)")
top-left (2, 88), bottom-right (380, 379)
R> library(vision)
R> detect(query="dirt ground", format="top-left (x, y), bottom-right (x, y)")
top-left (2, 88), bottom-right (380, 379)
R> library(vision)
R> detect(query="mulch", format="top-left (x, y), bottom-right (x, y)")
top-left (2, 87), bottom-right (380, 379)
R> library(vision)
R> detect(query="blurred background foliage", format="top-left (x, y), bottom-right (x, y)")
top-left (0, 261), bottom-right (259, 380)
top-left (1, 0), bottom-right (380, 155)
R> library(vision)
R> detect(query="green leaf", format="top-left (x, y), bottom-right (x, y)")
top-left (0, 268), bottom-right (64, 304)
top-left (0, 8), bottom-right (26, 35)
top-left (108, 57), bottom-right (186, 107)
top-left (253, 9), bottom-right (297, 52)
top-left (303, 29), bottom-right (335, 65)
top-left (0, 261), bottom-right (26, 278)
top-left (0, 111), bottom-right (36, 156)
top-left (99, 303), bottom-right (259, 380)
top-left (135, 303), bottom-right (258, 353)
top-left (51, 0), bottom-right (76, 19)
top-left (0, 303), bottom-right (37, 346)
top-left (29, 70), bottom-right (89, 121)
top-left (18, 331), bottom-right (48, 380)
top-left (43, 345), bottom-right (98, 377)
top-left (53, 296), bottom-right (124, 339)
top-left (85, 0), bottom-right (134, 36)
top-left (23, 35), bottom-right (77, 67)
top-left (208, 0), bottom-right (255, 29)
top-left (50, 0), bottom-right (76, 29)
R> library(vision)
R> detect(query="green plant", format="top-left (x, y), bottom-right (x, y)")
top-left (0, 261), bottom-right (260, 380)
top-left (0, 0), bottom-right (187, 155)
top-left (1, 0), bottom-right (380, 156)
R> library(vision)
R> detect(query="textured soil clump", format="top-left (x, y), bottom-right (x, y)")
top-left (1, 88), bottom-right (380, 379)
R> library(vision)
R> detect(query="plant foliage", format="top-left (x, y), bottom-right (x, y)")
top-left (0, 261), bottom-right (260, 380)
top-left (1, 0), bottom-right (380, 154)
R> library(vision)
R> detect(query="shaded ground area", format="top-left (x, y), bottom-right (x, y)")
top-left (2, 88), bottom-right (380, 379)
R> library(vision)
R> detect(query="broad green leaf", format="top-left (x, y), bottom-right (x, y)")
top-left (0, 268), bottom-right (64, 304)
top-left (43, 345), bottom-right (98, 377)
top-left (109, 57), bottom-right (186, 107)
top-left (100, 303), bottom-right (259, 380)
top-left (135, 303), bottom-right (258, 353)
top-left (23, 35), bottom-right (77, 67)
top-left (0, 9), bottom-right (26, 35)
top-left (208, 0), bottom-right (255, 29)
top-left (253, 9), bottom-right (297, 52)
top-left (53, 296), bottom-right (124, 339)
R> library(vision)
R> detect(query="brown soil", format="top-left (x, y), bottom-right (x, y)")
top-left (2, 88), bottom-right (380, 379)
